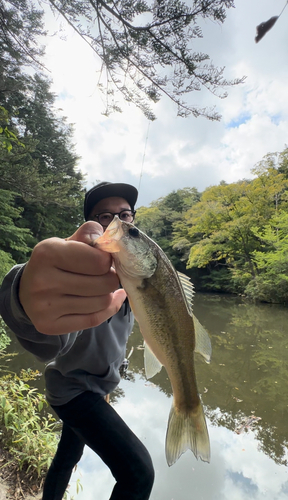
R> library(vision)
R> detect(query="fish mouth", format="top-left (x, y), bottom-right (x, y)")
top-left (94, 216), bottom-right (124, 253)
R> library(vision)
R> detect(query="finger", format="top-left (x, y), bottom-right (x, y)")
top-left (47, 267), bottom-right (120, 297)
top-left (67, 221), bottom-right (104, 245)
top-left (59, 294), bottom-right (116, 315)
top-left (35, 237), bottom-right (112, 276)
top-left (34, 294), bottom-right (116, 328)
top-left (40, 289), bottom-right (127, 335)
top-left (46, 293), bottom-right (119, 318)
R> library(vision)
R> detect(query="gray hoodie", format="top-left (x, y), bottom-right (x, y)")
top-left (0, 264), bottom-right (134, 406)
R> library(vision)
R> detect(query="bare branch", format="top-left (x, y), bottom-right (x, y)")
top-left (47, 0), bottom-right (243, 119)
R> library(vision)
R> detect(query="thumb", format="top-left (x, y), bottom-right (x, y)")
top-left (66, 221), bottom-right (104, 245)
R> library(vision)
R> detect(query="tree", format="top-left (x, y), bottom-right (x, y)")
top-left (271, 147), bottom-right (288, 179)
top-left (47, 0), bottom-right (244, 119)
top-left (0, 71), bottom-right (85, 241)
top-left (0, 0), bottom-right (46, 151)
top-left (0, 0), bottom-right (46, 71)
top-left (136, 187), bottom-right (200, 267)
top-left (0, 0), bottom-right (85, 246)
top-left (0, 105), bottom-right (24, 151)
top-left (173, 162), bottom-right (288, 294)
top-left (245, 212), bottom-right (288, 303)
top-left (0, 189), bottom-right (33, 271)
top-left (0, 74), bottom-right (85, 241)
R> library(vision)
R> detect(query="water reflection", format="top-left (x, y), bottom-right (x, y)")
top-left (68, 375), bottom-right (288, 500)
top-left (194, 294), bottom-right (288, 468)
top-left (2, 293), bottom-right (288, 499)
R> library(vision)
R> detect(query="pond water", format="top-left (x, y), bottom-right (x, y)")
top-left (3, 293), bottom-right (288, 500)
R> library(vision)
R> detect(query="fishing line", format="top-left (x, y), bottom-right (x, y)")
top-left (138, 120), bottom-right (151, 195)
top-left (279, 0), bottom-right (288, 18)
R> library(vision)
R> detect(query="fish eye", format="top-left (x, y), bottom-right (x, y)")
top-left (128, 228), bottom-right (139, 238)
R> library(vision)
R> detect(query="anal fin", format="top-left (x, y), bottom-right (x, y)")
top-left (144, 341), bottom-right (163, 379)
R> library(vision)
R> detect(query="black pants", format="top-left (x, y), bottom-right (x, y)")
top-left (42, 391), bottom-right (154, 500)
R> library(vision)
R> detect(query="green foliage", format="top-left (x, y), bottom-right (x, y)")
top-left (0, 318), bottom-right (11, 352)
top-left (1, 0), bottom-right (287, 306)
top-left (0, 189), bottom-right (34, 263)
top-left (1, 71), bottom-right (85, 242)
top-left (245, 212), bottom-right (288, 303)
top-left (64, 477), bottom-right (84, 500)
top-left (0, 106), bottom-right (24, 152)
top-left (169, 161), bottom-right (288, 300)
top-left (0, 372), bottom-right (60, 478)
top-left (0, 325), bottom-right (81, 493)
top-left (0, 1), bottom-right (85, 260)
top-left (0, 250), bottom-right (16, 285)
top-left (136, 187), bottom-right (200, 269)
top-left (278, 147), bottom-right (288, 178)
top-left (0, 317), bottom-right (17, 373)
top-left (135, 159), bottom-right (288, 304)
top-left (200, 266), bottom-right (232, 292)
top-left (136, 147), bottom-right (288, 303)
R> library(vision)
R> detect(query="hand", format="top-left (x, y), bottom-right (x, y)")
top-left (19, 221), bottom-right (127, 335)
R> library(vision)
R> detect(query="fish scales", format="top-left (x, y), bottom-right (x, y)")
top-left (95, 217), bottom-right (211, 465)
top-left (139, 256), bottom-right (200, 412)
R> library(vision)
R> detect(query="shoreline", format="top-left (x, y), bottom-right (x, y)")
top-left (0, 448), bottom-right (42, 499)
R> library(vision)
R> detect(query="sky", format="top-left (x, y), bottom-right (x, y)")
top-left (67, 374), bottom-right (288, 500)
top-left (41, 0), bottom-right (288, 208)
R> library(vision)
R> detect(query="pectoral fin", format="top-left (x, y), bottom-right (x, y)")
top-left (144, 342), bottom-right (163, 379)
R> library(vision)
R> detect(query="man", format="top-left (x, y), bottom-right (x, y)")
top-left (0, 182), bottom-right (155, 500)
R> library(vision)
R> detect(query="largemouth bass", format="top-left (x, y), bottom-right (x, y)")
top-left (95, 217), bottom-right (211, 465)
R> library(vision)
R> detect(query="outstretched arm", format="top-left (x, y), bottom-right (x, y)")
top-left (3, 221), bottom-right (126, 337)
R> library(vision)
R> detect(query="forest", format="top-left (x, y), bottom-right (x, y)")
top-left (135, 151), bottom-right (288, 304)
top-left (1, 0), bottom-right (288, 305)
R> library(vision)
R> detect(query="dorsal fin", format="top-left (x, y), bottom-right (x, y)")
top-left (177, 272), bottom-right (212, 364)
top-left (177, 272), bottom-right (195, 315)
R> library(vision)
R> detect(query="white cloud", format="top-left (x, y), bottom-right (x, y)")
top-left (67, 378), bottom-right (288, 500)
top-left (41, 0), bottom-right (288, 207)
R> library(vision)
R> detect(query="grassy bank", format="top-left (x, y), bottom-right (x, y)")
top-left (0, 321), bottom-right (60, 498)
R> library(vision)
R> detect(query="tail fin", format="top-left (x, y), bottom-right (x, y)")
top-left (165, 401), bottom-right (210, 466)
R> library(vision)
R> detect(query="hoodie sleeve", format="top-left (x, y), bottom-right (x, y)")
top-left (0, 264), bottom-right (78, 362)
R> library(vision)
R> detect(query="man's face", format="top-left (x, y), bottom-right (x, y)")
top-left (89, 196), bottom-right (133, 228)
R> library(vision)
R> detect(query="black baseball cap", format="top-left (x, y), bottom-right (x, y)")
top-left (84, 181), bottom-right (138, 220)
